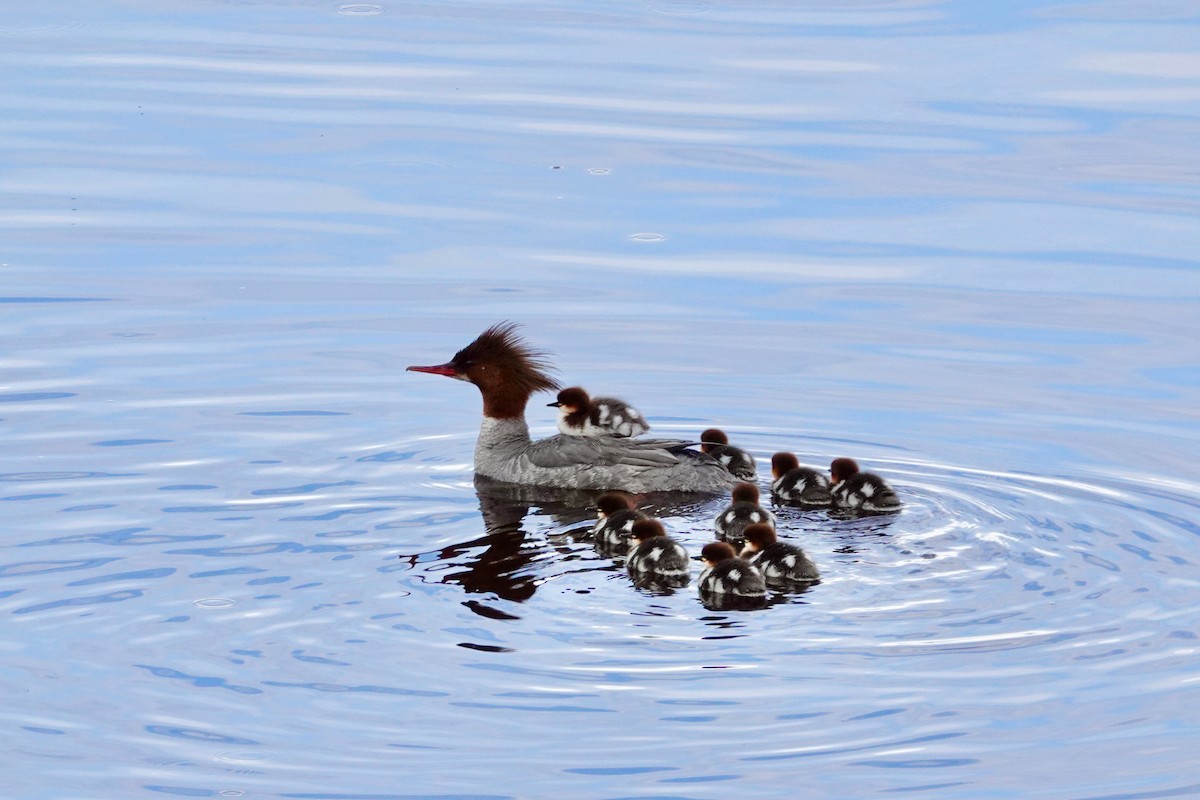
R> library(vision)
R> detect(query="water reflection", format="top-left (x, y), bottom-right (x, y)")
top-left (397, 477), bottom-right (727, 603)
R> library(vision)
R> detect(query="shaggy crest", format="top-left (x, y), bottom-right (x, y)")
top-left (452, 322), bottom-right (560, 396)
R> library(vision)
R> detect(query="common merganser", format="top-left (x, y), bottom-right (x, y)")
top-left (699, 428), bottom-right (756, 481)
top-left (714, 482), bottom-right (776, 546)
top-left (407, 323), bottom-right (737, 493)
top-left (698, 541), bottom-right (766, 608)
top-left (625, 518), bottom-right (690, 588)
top-left (549, 387), bottom-right (650, 438)
top-left (770, 452), bottom-right (832, 506)
top-left (591, 491), bottom-right (647, 555)
top-left (829, 457), bottom-right (901, 512)
top-left (740, 523), bottom-right (819, 586)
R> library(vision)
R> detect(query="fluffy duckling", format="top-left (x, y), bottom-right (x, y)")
top-left (549, 386), bottom-right (650, 438)
top-left (830, 458), bottom-right (901, 512)
top-left (699, 428), bottom-right (757, 481)
top-left (770, 452), bottom-right (832, 506)
top-left (591, 491), bottom-right (647, 555)
top-left (714, 482), bottom-right (776, 546)
top-left (740, 523), bottom-right (819, 587)
top-left (625, 518), bottom-right (690, 589)
top-left (698, 541), bottom-right (766, 608)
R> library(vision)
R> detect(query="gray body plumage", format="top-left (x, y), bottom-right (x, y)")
top-left (748, 541), bottom-right (820, 586)
top-left (476, 418), bottom-right (738, 493)
top-left (831, 472), bottom-right (901, 512)
top-left (772, 467), bottom-right (832, 506)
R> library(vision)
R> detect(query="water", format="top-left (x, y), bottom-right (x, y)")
top-left (4, 1), bottom-right (1200, 798)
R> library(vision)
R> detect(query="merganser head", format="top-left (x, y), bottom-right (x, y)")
top-left (699, 428), bottom-right (728, 454)
top-left (595, 491), bottom-right (636, 519)
top-left (407, 322), bottom-right (560, 418)
top-left (771, 452), bottom-right (800, 480)
top-left (730, 482), bottom-right (760, 504)
top-left (830, 457), bottom-right (860, 484)
top-left (741, 523), bottom-right (777, 556)
top-left (701, 540), bottom-right (737, 568)
top-left (630, 518), bottom-right (666, 542)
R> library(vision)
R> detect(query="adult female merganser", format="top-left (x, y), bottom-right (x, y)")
top-left (407, 323), bottom-right (738, 493)
top-left (714, 482), bottom-right (776, 546)
top-left (829, 457), bottom-right (901, 512)
top-left (698, 541), bottom-right (766, 608)
top-left (770, 452), bottom-right (832, 506)
top-left (699, 428), bottom-right (756, 481)
top-left (549, 387), bottom-right (650, 438)
top-left (740, 523), bottom-right (819, 586)
top-left (625, 518), bottom-right (690, 588)
top-left (591, 491), bottom-right (647, 555)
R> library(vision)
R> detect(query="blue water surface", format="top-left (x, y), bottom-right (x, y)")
top-left (3, 1), bottom-right (1200, 798)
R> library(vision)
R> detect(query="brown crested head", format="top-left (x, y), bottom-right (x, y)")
top-left (830, 457), bottom-right (860, 483)
top-left (730, 482), bottom-right (760, 504)
top-left (630, 518), bottom-right (666, 541)
top-left (699, 428), bottom-right (729, 455)
top-left (701, 540), bottom-right (737, 565)
top-left (771, 452), bottom-right (800, 479)
top-left (595, 491), bottom-right (636, 516)
top-left (408, 322), bottom-right (560, 418)
top-left (742, 523), bottom-right (777, 550)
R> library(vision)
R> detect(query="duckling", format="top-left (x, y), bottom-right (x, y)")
top-left (549, 386), bottom-right (650, 438)
top-left (740, 523), bottom-right (819, 587)
top-left (830, 457), bottom-right (901, 512)
top-left (770, 452), bottom-right (832, 506)
top-left (714, 482), bottom-right (776, 546)
top-left (698, 541), bottom-right (766, 608)
top-left (699, 428), bottom-right (757, 481)
top-left (591, 491), bottom-right (647, 555)
top-left (625, 518), bottom-right (690, 589)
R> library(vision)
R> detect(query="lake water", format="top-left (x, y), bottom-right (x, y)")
top-left (4, 1), bottom-right (1200, 798)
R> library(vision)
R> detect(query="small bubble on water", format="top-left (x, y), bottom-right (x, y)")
top-left (588, 167), bottom-right (611, 175)
top-left (193, 597), bottom-right (236, 608)
top-left (337, 3), bottom-right (384, 15)
top-left (629, 232), bottom-right (665, 242)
